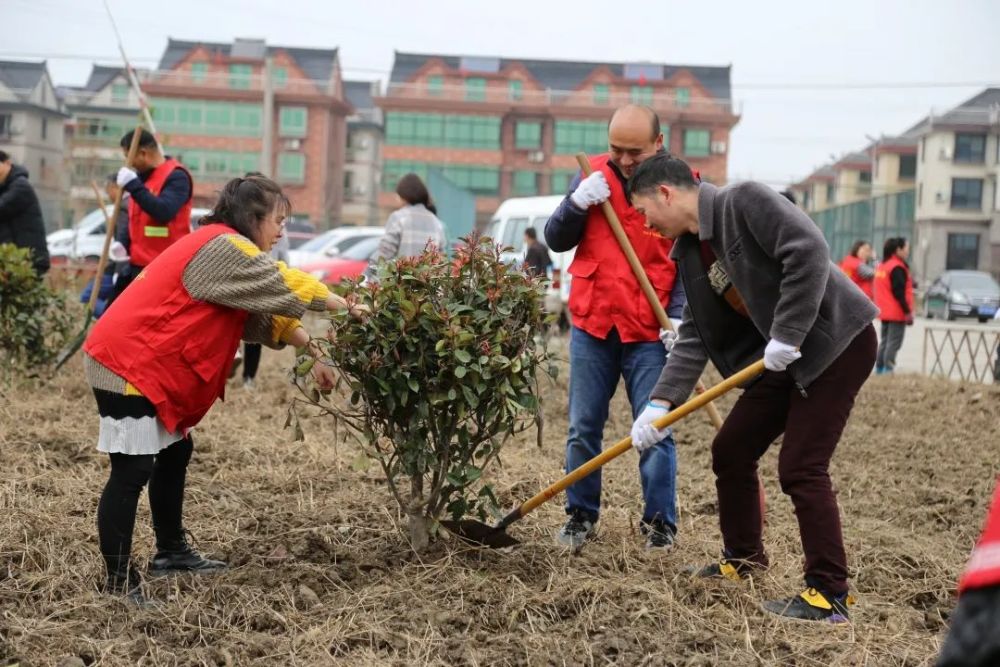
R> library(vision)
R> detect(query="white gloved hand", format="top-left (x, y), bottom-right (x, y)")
top-left (569, 171), bottom-right (611, 210)
top-left (763, 338), bottom-right (801, 372)
top-left (659, 318), bottom-right (683, 353)
top-left (631, 401), bottom-right (673, 453)
top-left (116, 167), bottom-right (138, 188)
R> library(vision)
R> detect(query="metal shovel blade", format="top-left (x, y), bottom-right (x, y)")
top-left (440, 520), bottom-right (520, 548)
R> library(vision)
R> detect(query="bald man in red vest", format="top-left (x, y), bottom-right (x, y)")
top-left (544, 105), bottom-right (683, 550)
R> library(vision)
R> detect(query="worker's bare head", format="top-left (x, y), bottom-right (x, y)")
top-left (202, 174), bottom-right (291, 251)
top-left (607, 105), bottom-right (663, 178)
top-left (628, 152), bottom-right (700, 239)
top-left (0, 149), bottom-right (12, 183)
top-left (119, 129), bottom-right (162, 172)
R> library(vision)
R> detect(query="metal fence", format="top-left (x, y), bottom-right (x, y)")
top-left (923, 326), bottom-right (1000, 384)
top-left (810, 190), bottom-right (915, 262)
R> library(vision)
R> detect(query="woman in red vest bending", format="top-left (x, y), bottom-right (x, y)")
top-left (873, 237), bottom-right (914, 374)
top-left (839, 240), bottom-right (874, 300)
top-left (83, 175), bottom-right (359, 605)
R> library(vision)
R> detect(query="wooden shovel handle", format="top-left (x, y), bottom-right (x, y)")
top-left (508, 360), bottom-right (766, 522)
top-left (574, 153), bottom-right (724, 430)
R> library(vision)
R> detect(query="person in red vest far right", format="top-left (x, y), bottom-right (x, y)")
top-left (839, 240), bottom-right (875, 300)
top-left (873, 237), bottom-right (914, 374)
top-left (937, 478), bottom-right (1000, 666)
top-left (112, 128), bottom-right (193, 298)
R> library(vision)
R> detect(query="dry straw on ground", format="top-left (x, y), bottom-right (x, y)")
top-left (1, 337), bottom-right (998, 665)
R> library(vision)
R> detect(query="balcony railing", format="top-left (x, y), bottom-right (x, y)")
top-left (381, 82), bottom-right (735, 115)
top-left (138, 70), bottom-right (335, 97)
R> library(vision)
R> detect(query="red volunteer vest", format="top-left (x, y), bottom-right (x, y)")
top-left (873, 255), bottom-right (913, 322)
top-left (84, 225), bottom-right (248, 433)
top-left (840, 254), bottom-right (873, 299)
top-left (959, 478), bottom-right (1000, 593)
top-left (566, 154), bottom-right (677, 343)
top-left (128, 158), bottom-right (193, 267)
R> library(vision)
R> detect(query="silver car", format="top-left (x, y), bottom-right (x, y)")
top-left (924, 270), bottom-right (1000, 323)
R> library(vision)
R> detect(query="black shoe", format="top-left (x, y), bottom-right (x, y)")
top-left (556, 510), bottom-right (595, 549)
top-left (761, 588), bottom-right (854, 623)
top-left (643, 519), bottom-right (676, 550)
top-left (149, 535), bottom-right (227, 576)
top-left (691, 559), bottom-right (751, 582)
top-left (103, 569), bottom-right (157, 608)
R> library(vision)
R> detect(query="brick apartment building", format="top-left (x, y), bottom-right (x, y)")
top-left (142, 38), bottom-right (352, 227)
top-left (376, 51), bottom-right (739, 224)
top-left (342, 80), bottom-right (383, 226)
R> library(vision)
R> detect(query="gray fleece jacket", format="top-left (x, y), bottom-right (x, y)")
top-left (651, 181), bottom-right (878, 406)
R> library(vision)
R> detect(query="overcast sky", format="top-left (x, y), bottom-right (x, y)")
top-left (5, 0), bottom-right (999, 187)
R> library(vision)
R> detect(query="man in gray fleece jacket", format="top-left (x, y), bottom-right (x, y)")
top-left (627, 153), bottom-right (878, 623)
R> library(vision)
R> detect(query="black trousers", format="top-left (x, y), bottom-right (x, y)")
top-left (97, 437), bottom-right (192, 581)
top-left (243, 343), bottom-right (262, 380)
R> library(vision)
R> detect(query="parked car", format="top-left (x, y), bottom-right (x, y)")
top-left (923, 270), bottom-right (1000, 323)
top-left (288, 226), bottom-right (384, 268)
top-left (486, 196), bottom-right (575, 326)
top-left (299, 234), bottom-right (384, 285)
top-left (48, 206), bottom-right (211, 262)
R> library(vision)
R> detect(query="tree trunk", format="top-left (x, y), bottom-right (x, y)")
top-left (407, 511), bottom-right (430, 552)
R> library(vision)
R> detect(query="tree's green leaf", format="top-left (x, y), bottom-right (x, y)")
top-left (454, 349), bottom-right (472, 364)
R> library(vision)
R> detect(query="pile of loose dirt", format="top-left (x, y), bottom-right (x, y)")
top-left (1, 343), bottom-right (998, 665)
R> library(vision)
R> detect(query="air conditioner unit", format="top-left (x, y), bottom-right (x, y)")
top-left (710, 141), bottom-right (727, 155)
top-left (283, 138), bottom-right (302, 150)
top-left (935, 191), bottom-right (946, 203)
top-left (527, 150), bottom-right (545, 163)
top-left (939, 147), bottom-right (952, 160)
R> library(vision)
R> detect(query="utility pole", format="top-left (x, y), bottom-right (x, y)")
top-left (261, 56), bottom-right (275, 177)
top-left (865, 133), bottom-right (880, 250)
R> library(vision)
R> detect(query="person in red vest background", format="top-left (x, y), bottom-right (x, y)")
top-left (83, 175), bottom-right (364, 606)
top-left (112, 128), bottom-right (193, 298)
top-left (873, 237), bottom-right (913, 374)
top-left (544, 105), bottom-right (683, 550)
top-left (937, 478), bottom-right (1000, 666)
top-left (839, 240), bottom-right (875, 300)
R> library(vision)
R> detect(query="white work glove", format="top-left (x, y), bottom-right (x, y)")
top-left (659, 318), bottom-right (683, 354)
top-left (763, 338), bottom-right (801, 372)
top-left (569, 171), bottom-right (611, 210)
top-left (116, 167), bottom-right (138, 188)
top-left (631, 401), bottom-right (672, 453)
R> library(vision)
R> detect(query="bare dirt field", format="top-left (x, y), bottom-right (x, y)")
top-left (2, 339), bottom-right (999, 666)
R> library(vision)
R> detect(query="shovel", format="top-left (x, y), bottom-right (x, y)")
top-left (441, 359), bottom-right (766, 548)
top-left (54, 124), bottom-right (144, 371)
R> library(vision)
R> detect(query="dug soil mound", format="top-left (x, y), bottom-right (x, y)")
top-left (2, 342), bottom-right (998, 666)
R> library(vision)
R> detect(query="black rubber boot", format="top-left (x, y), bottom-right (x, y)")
top-left (148, 535), bottom-right (227, 576)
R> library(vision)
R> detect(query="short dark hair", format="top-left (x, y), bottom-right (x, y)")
top-left (849, 240), bottom-right (870, 258)
top-left (628, 152), bottom-right (698, 197)
top-left (201, 175), bottom-right (291, 242)
top-left (882, 236), bottom-right (908, 261)
top-left (119, 128), bottom-right (157, 150)
top-left (0, 149), bottom-right (10, 163)
top-left (524, 227), bottom-right (538, 241)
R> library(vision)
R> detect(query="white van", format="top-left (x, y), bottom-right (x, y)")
top-left (485, 195), bottom-right (576, 324)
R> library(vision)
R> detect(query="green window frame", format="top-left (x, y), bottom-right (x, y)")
top-left (383, 161), bottom-right (500, 195)
top-left (191, 62), bottom-right (207, 83)
top-left (229, 64), bottom-right (253, 90)
top-left (278, 152), bottom-right (306, 184)
top-left (151, 98), bottom-right (262, 137)
top-left (465, 77), bottom-right (486, 102)
top-left (272, 66), bottom-right (288, 89)
top-left (168, 149), bottom-right (259, 182)
top-left (515, 121), bottom-right (542, 149)
top-left (554, 120), bottom-right (607, 155)
top-left (509, 79), bottom-right (523, 102)
top-left (385, 112), bottom-right (500, 149)
top-left (512, 171), bottom-right (538, 196)
top-left (676, 87), bottom-right (690, 108)
top-left (631, 85), bottom-right (653, 105)
top-left (427, 75), bottom-right (443, 96)
top-left (593, 83), bottom-right (609, 105)
top-left (550, 169), bottom-right (578, 195)
top-left (279, 106), bottom-right (308, 138)
top-left (683, 129), bottom-right (711, 157)
top-left (111, 83), bottom-right (129, 105)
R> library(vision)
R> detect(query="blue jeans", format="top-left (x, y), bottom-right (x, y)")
top-left (564, 326), bottom-right (678, 531)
